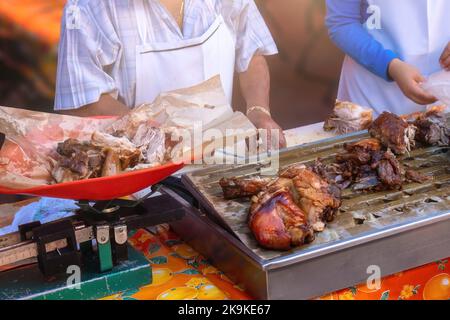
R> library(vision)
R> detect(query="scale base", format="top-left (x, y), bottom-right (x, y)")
top-left (0, 244), bottom-right (150, 300)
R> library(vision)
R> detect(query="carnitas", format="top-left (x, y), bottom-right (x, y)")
top-left (249, 179), bottom-right (314, 250)
top-left (52, 132), bottom-right (142, 183)
top-left (370, 149), bottom-right (403, 190)
top-left (369, 112), bottom-right (416, 155)
top-left (312, 139), bottom-right (382, 190)
top-left (219, 176), bottom-right (273, 200)
top-left (324, 100), bottom-right (374, 134)
top-left (224, 164), bottom-right (341, 250)
top-left (52, 139), bottom-right (106, 183)
top-left (334, 138), bottom-right (429, 190)
top-left (279, 164), bottom-right (341, 232)
top-left (406, 106), bottom-right (449, 147)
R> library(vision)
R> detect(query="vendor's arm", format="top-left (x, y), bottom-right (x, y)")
top-left (234, 0), bottom-right (286, 148)
top-left (60, 94), bottom-right (129, 117)
top-left (239, 55), bottom-right (286, 148)
top-left (325, 0), bottom-right (398, 81)
top-left (54, 2), bottom-right (125, 116)
top-left (326, 0), bottom-right (437, 105)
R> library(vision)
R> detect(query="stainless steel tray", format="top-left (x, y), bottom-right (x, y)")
top-left (171, 126), bottom-right (450, 299)
top-left (167, 187), bottom-right (450, 300)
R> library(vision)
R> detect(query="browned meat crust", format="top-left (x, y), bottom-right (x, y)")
top-left (405, 170), bottom-right (432, 184)
top-left (371, 150), bottom-right (403, 190)
top-left (411, 107), bottom-right (449, 147)
top-left (249, 182), bottom-right (314, 250)
top-left (219, 177), bottom-right (272, 200)
top-left (55, 139), bottom-right (106, 181)
top-left (282, 166), bottom-right (341, 232)
top-left (369, 112), bottom-right (416, 155)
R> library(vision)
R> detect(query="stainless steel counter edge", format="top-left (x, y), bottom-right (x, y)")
top-left (263, 210), bottom-right (450, 270)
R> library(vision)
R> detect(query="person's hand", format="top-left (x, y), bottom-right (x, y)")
top-left (247, 109), bottom-right (287, 150)
top-left (388, 58), bottom-right (437, 105)
top-left (440, 42), bottom-right (450, 70)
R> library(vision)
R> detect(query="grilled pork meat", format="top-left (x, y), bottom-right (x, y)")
top-left (405, 169), bottom-right (432, 184)
top-left (249, 180), bottom-right (314, 250)
top-left (311, 160), bottom-right (353, 190)
top-left (371, 149), bottom-right (403, 190)
top-left (369, 112), bottom-right (416, 155)
top-left (52, 139), bottom-right (106, 183)
top-left (410, 106), bottom-right (449, 147)
top-left (52, 132), bottom-right (143, 183)
top-left (324, 100), bottom-right (373, 134)
top-left (280, 164), bottom-right (341, 232)
top-left (91, 131), bottom-right (142, 169)
top-left (333, 139), bottom-right (407, 190)
top-left (336, 138), bottom-right (382, 165)
top-left (331, 139), bottom-right (382, 190)
top-left (219, 177), bottom-right (272, 200)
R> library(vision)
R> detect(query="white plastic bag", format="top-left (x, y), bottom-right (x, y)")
top-left (422, 70), bottom-right (450, 106)
top-left (0, 198), bottom-right (77, 236)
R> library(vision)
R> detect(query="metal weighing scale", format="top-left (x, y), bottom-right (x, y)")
top-left (0, 187), bottom-right (186, 300)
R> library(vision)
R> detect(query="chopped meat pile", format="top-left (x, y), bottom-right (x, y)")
top-left (52, 139), bottom-right (107, 183)
top-left (408, 106), bottom-right (449, 147)
top-left (371, 149), bottom-right (403, 190)
top-left (324, 100), bottom-right (373, 134)
top-left (52, 132), bottom-right (142, 183)
top-left (51, 126), bottom-right (184, 184)
top-left (332, 139), bottom-right (404, 191)
top-left (369, 112), bottom-right (416, 155)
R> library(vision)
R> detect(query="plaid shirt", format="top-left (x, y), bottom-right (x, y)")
top-left (55, 0), bottom-right (278, 110)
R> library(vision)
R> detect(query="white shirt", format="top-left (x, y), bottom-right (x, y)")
top-left (55, 0), bottom-right (278, 110)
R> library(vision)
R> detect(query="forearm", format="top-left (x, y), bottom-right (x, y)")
top-left (325, 0), bottom-right (399, 81)
top-left (59, 94), bottom-right (129, 117)
top-left (238, 55), bottom-right (271, 113)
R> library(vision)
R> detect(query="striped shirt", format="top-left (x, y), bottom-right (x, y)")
top-left (55, 0), bottom-right (278, 110)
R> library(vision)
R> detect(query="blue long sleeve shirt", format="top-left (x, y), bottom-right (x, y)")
top-left (325, 0), bottom-right (399, 81)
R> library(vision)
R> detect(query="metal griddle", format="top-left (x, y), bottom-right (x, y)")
top-left (171, 117), bottom-right (450, 300)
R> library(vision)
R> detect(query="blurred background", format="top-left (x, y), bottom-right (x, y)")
top-left (0, 0), bottom-right (344, 130)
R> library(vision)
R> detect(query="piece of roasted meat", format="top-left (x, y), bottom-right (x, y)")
top-left (280, 164), bottom-right (341, 232)
top-left (52, 132), bottom-right (143, 183)
top-left (339, 138), bottom-right (381, 162)
top-left (310, 160), bottom-right (353, 190)
top-left (219, 177), bottom-right (272, 200)
top-left (405, 169), bottom-right (432, 184)
top-left (370, 149), bottom-right (403, 190)
top-left (324, 100), bottom-right (374, 134)
top-left (409, 106), bottom-right (449, 147)
top-left (333, 138), bottom-right (406, 190)
top-left (91, 131), bottom-right (142, 169)
top-left (52, 139), bottom-right (107, 183)
top-left (369, 112), bottom-right (416, 155)
top-left (249, 179), bottom-right (314, 250)
top-left (329, 139), bottom-right (380, 190)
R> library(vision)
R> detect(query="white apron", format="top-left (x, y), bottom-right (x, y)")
top-left (134, 0), bottom-right (236, 106)
top-left (338, 0), bottom-right (450, 115)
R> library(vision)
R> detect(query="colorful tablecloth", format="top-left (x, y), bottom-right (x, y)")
top-left (99, 226), bottom-right (449, 300)
top-left (320, 260), bottom-right (449, 300)
top-left (101, 226), bottom-right (251, 300)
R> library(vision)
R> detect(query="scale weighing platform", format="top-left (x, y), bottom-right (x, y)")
top-left (0, 190), bottom-right (185, 300)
